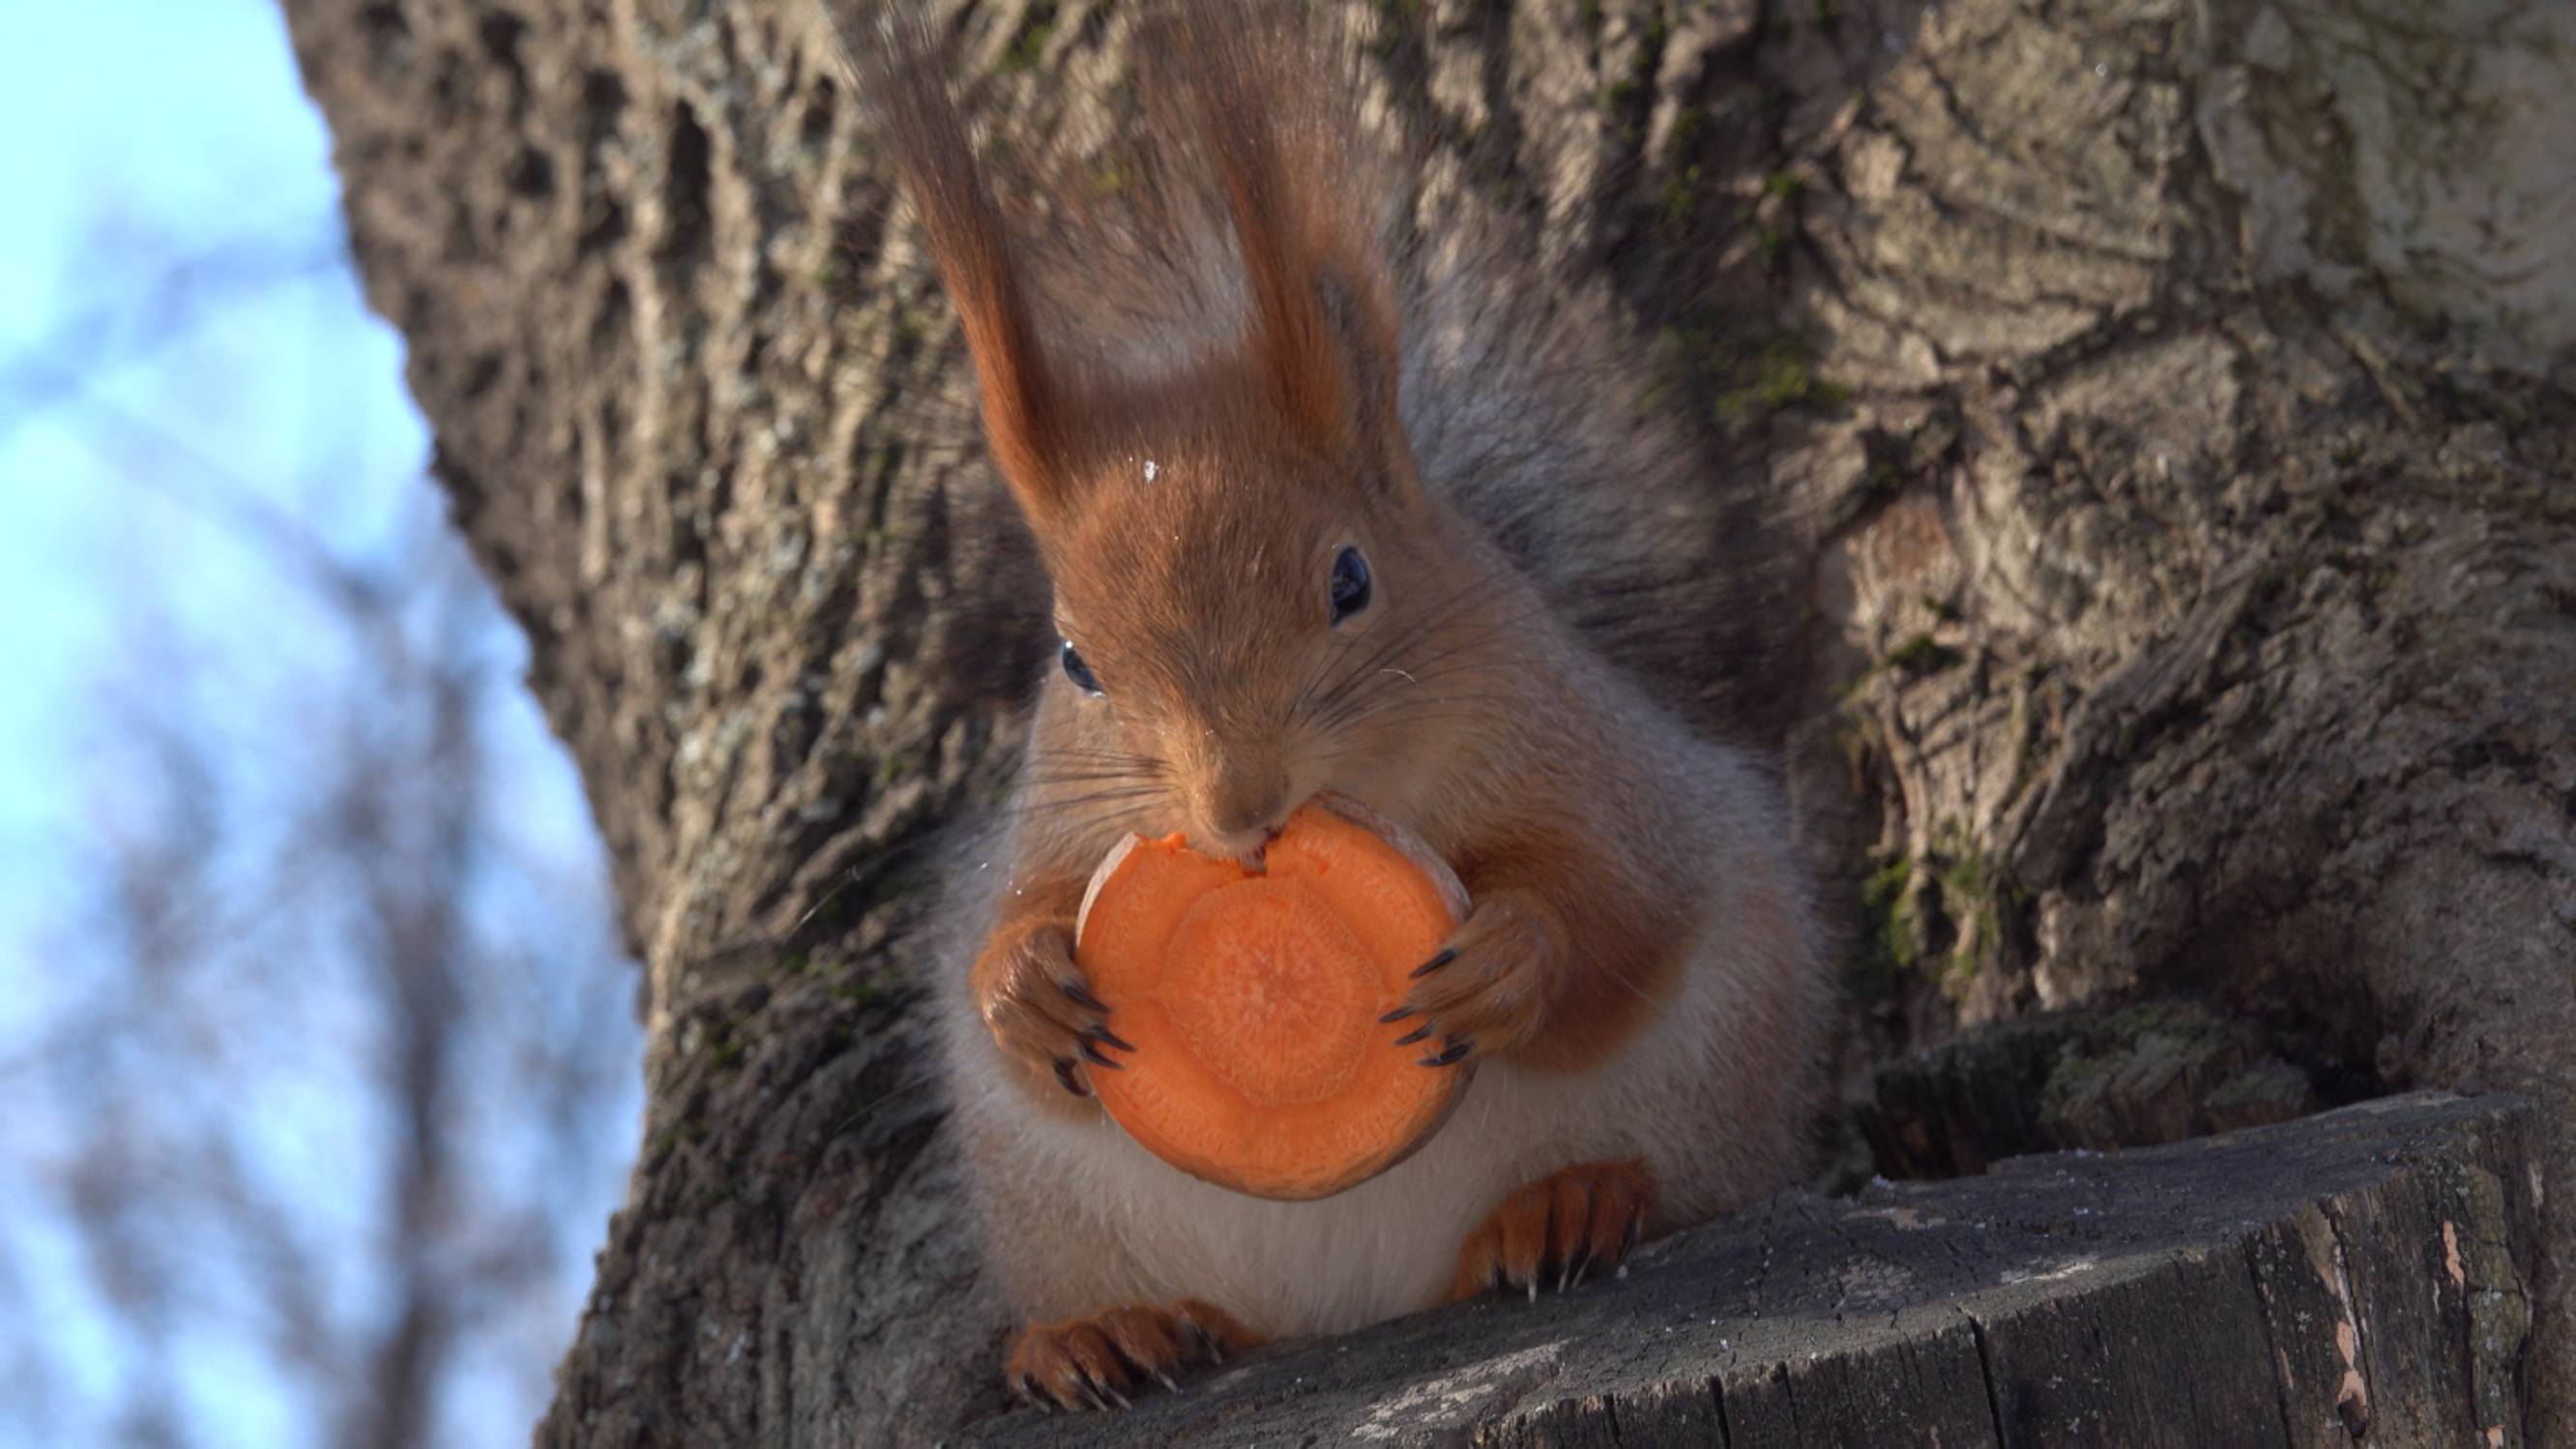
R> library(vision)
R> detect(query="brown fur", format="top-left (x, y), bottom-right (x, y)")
top-left (840, 0), bottom-right (1833, 1409)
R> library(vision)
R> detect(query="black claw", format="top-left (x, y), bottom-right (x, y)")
top-left (1079, 1038), bottom-right (1126, 1070)
top-left (1060, 980), bottom-right (1110, 1013)
top-left (1178, 1316), bottom-right (1228, 1364)
top-left (1053, 1058), bottom-right (1089, 1097)
top-left (1087, 1024), bottom-right (1137, 1052)
top-left (1409, 948), bottom-right (1457, 979)
top-left (1392, 1021), bottom-right (1435, 1047)
top-left (1419, 1038), bottom-right (1473, 1068)
top-left (1378, 1005), bottom-right (1418, 1023)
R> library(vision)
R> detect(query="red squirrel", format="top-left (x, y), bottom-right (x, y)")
top-left (847, 2), bottom-right (1829, 1412)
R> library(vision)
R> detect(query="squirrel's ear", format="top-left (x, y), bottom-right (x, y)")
top-left (838, 11), bottom-right (1073, 520)
top-left (1155, 10), bottom-right (1408, 475)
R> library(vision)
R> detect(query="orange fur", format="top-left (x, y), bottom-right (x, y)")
top-left (1451, 1159), bottom-right (1654, 1300)
top-left (1005, 1299), bottom-right (1261, 1411)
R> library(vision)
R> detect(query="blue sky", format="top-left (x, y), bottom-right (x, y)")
top-left (0, 3), bottom-right (640, 1444)
top-left (0, 0), bottom-right (418, 941)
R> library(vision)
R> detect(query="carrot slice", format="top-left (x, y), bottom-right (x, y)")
top-left (1073, 794), bottom-right (1470, 1200)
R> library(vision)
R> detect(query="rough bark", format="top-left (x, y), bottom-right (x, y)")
top-left (278, 0), bottom-right (2576, 1443)
top-left (1858, 997), bottom-right (2322, 1177)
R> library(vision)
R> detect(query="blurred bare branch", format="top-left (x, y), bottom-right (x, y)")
top-left (2, 217), bottom-right (636, 1448)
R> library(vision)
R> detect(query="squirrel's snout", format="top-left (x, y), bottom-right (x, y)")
top-left (1209, 799), bottom-right (1289, 840)
top-left (1190, 773), bottom-right (1297, 865)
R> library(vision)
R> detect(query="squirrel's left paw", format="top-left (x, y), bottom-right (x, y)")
top-left (1452, 1159), bottom-right (1654, 1301)
top-left (1006, 1299), bottom-right (1259, 1411)
top-left (1384, 892), bottom-right (1556, 1067)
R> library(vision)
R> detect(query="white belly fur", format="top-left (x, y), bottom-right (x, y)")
top-left (961, 916), bottom-right (1753, 1338)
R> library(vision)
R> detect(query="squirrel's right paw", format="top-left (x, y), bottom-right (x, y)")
top-left (973, 922), bottom-right (1132, 1097)
top-left (1006, 1299), bottom-right (1259, 1411)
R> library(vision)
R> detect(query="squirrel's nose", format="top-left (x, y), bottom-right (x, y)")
top-left (1209, 798), bottom-right (1289, 840)
top-left (1196, 777), bottom-right (1296, 862)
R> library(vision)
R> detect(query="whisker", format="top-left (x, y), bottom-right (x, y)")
top-left (1329, 590), bottom-right (1545, 680)
top-left (1324, 590), bottom-right (1550, 699)
top-left (1025, 744), bottom-right (1164, 758)
top-left (1018, 768), bottom-right (1167, 786)
top-left (1022, 750), bottom-right (1170, 773)
top-left (1316, 692), bottom-right (1520, 742)
top-left (1330, 651), bottom-right (1528, 698)
top-left (1311, 701), bottom-right (1523, 747)
top-left (1308, 614), bottom-right (1482, 725)
top-left (1306, 598), bottom-right (1555, 735)
top-left (1005, 785), bottom-right (1170, 820)
top-left (1305, 618), bottom-right (1438, 719)
top-left (1289, 610), bottom-right (1365, 722)
top-left (1338, 691), bottom-right (1521, 716)
top-left (1053, 803), bottom-right (1159, 839)
top-left (1317, 702), bottom-right (1519, 742)
top-left (1303, 558), bottom-right (1523, 718)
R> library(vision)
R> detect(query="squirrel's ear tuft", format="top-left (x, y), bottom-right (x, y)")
top-left (833, 7), bottom-right (1074, 520)
top-left (1149, 7), bottom-right (1408, 477)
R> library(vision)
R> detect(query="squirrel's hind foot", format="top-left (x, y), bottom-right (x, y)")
top-left (1005, 1298), bottom-right (1260, 1412)
top-left (1451, 1158), bottom-right (1654, 1302)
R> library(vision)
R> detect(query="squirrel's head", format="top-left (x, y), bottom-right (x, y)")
top-left (1032, 402), bottom-right (1491, 861)
top-left (1003, 206), bottom-right (1490, 859)
top-left (872, 8), bottom-right (1508, 858)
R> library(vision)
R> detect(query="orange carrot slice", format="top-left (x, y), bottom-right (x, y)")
top-left (1073, 794), bottom-right (1471, 1200)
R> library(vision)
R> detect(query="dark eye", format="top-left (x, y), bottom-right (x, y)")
top-left (1060, 639), bottom-right (1103, 695)
top-left (1329, 546), bottom-right (1371, 625)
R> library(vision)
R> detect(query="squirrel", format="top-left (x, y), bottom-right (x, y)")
top-left (846, 1), bottom-right (1830, 1414)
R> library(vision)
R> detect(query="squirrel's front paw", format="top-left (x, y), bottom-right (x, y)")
top-left (1452, 1159), bottom-right (1654, 1301)
top-left (974, 922), bottom-right (1132, 1098)
top-left (1006, 1299), bottom-right (1259, 1411)
top-left (1383, 892), bottom-right (1556, 1067)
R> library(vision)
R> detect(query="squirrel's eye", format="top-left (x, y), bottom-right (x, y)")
top-left (1329, 546), bottom-right (1372, 626)
top-left (1060, 640), bottom-right (1103, 696)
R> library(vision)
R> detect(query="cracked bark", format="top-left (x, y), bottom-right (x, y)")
top-left (277, 0), bottom-right (2574, 1442)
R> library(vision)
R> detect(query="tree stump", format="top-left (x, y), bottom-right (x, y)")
top-left (974, 1092), bottom-right (2538, 1447)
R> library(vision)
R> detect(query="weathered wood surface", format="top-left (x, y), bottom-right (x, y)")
top-left (1859, 998), bottom-right (2320, 1180)
top-left (966, 1092), bottom-right (2538, 1447)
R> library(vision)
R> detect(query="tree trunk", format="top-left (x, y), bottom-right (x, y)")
top-left (279, 0), bottom-right (2576, 1442)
